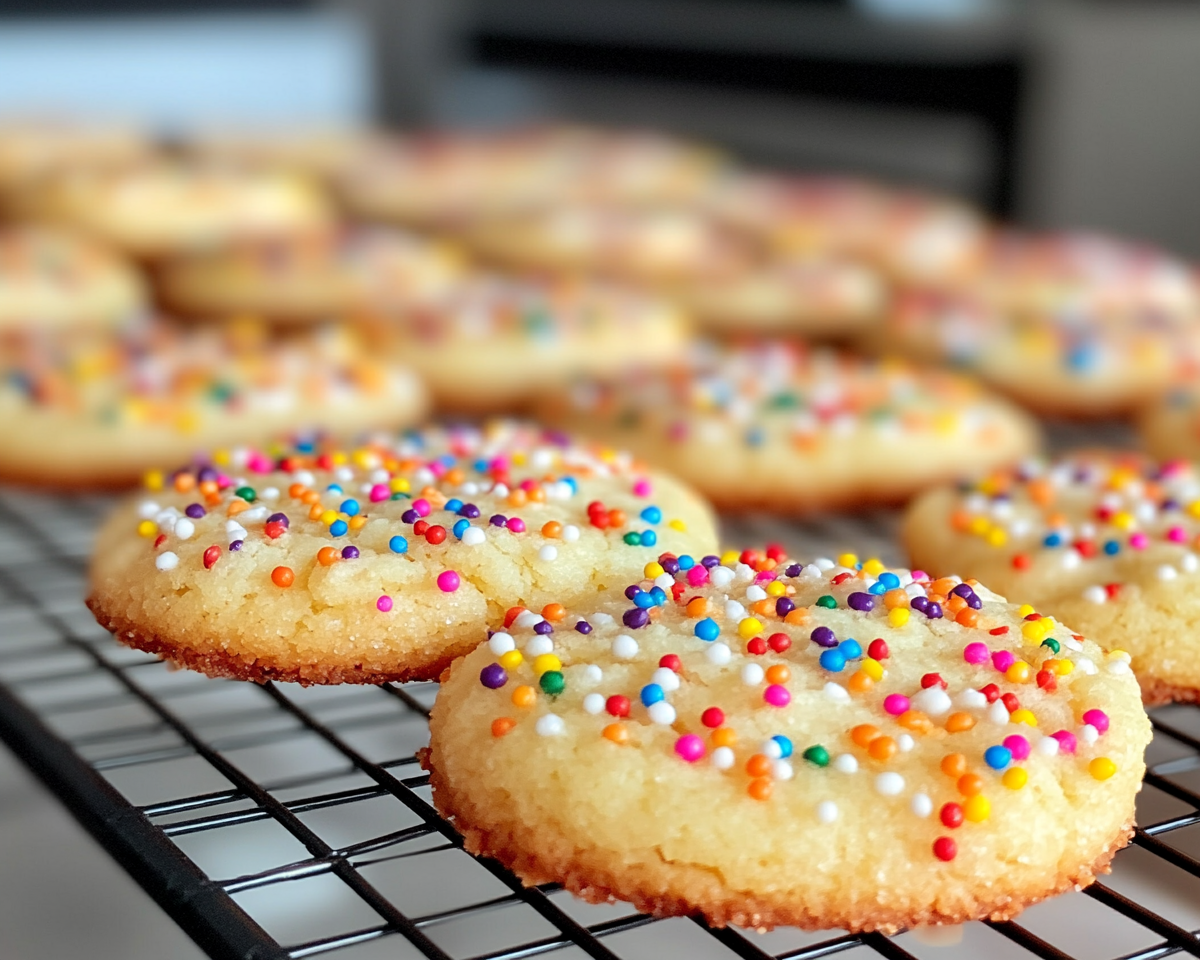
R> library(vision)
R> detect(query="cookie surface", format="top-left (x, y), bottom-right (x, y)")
top-left (535, 343), bottom-right (1040, 512)
top-left (427, 551), bottom-right (1149, 932)
top-left (903, 452), bottom-right (1200, 702)
top-left (184, 126), bottom-right (371, 180)
top-left (158, 228), bottom-right (464, 323)
top-left (0, 120), bottom-right (152, 195)
top-left (16, 162), bottom-right (333, 259)
top-left (88, 422), bottom-right (719, 683)
top-left (0, 226), bottom-right (144, 329)
top-left (876, 233), bottom-right (1200, 417)
top-left (1138, 387), bottom-right (1200, 462)
top-left (0, 320), bottom-right (428, 488)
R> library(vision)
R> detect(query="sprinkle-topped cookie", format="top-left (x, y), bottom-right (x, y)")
top-left (535, 342), bottom-right (1039, 512)
top-left (87, 421), bottom-right (719, 683)
top-left (904, 451), bottom-right (1200, 702)
top-left (1138, 386), bottom-right (1200, 462)
top-left (426, 549), bottom-right (1149, 932)
top-left (0, 319), bottom-right (427, 488)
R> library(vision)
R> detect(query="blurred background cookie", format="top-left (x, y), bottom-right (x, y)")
top-left (0, 118), bottom-right (154, 204)
top-left (182, 125), bottom-right (372, 181)
top-left (1138, 387), bottom-right (1200, 461)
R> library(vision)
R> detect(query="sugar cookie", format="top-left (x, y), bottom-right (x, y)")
top-left (1138, 387), bottom-right (1200, 462)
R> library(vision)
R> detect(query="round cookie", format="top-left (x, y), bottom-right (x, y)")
top-left (1138, 387), bottom-right (1200, 462)
top-left (184, 126), bottom-right (371, 180)
top-left (903, 452), bottom-right (1200, 703)
top-left (0, 226), bottom-right (145, 330)
top-left (877, 232), bottom-right (1200, 418)
top-left (426, 551), bottom-right (1149, 932)
top-left (534, 342), bottom-right (1040, 512)
top-left (369, 275), bottom-right (690, 414)
top-left (0, 319), bottom-right (428, 488)
top-left (86, 422), bottom-right (720, 683)
top-left (706, 174), bottom-right (987, 284)
top-left (14, 162), bottom-right (333, 260)
top-left (158, 228), bottom-right (465, 323)
top-left (0, 119), bottom-right (153, 197)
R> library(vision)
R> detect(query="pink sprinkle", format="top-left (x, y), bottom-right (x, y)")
top-left (883, 694), bottom-right (910, 716)
top-left (376, 596), bottom-right (393, 612)
top-left (666, 421), bottom-right (688, 442)
top-left (763, 684), bottom-right (791, 707)
top-left (437, 570), bottom-right (461, 593)
top-left (413, 498), bottom-right (431, 518)
top-left (911, 570), bottom-right (928, 582)
top-left (489, 456), bottom-right (509, 472)
top-left (1082, 709), bottom-right (1110, 734)
top-left (369, 484), bottom-right (390, 502)
top-left (632, 478), bottom-right (652, 497)
top-left (992, 650), bottom-right (1017, 673)
top-left (247, 452), bottom-right (272, 473)
top-left (1003, 734), bottom-right (1030, 760)
top-left (755, 570), bottom-right (777, 584)
top-left (1050, 730), bottom-right (1077, 754)
top-left (1167, 526), bottom-right (1187, 544)
top-left (506, 517), bottom-right (526, 533)
top-left (963, 642), bottom-right (990, 665)
top-left (686, 566), bottom-right (709, 587)
top-left (520, 478), bottom-right (537, 492)
top-left (674, 733), bottom-right (706, 762)
top-left (427, 461), bottom-right (446, 477)
top-left (1130, 532), bottom-right (1149, 550)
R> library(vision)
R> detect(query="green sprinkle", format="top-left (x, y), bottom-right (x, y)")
top-left (235, 486), bottom-right (257, 503)
top-left (816, 595), bottom-right (837, 609)
top-left (803, 745), bottom-right (830, 767)
top-left (623, 531), bottom-right (642, 546)
top-left (1041, 638), bottom-right (1061, 654)
top-left (539, 670), bottom-right (565, 696)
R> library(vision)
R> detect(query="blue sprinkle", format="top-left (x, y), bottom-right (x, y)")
top-left (561, 476), bottom-right (578, 493)
top-left (868, 582), bottom-right (887, 595)
top-left (473, 458), bottom-right (488, 473)
top-left (771, 735), bottom-right (794, 759)
top-left (1103, 540), bottom-right (1120, 555)
top-left (649, 586), bottom-right (667, 605)
top-left (678, 555), bottom-right (695, 570)
top-left (453, 519), bottom-right (470, 539)
top-left (640, 683), bottom-right (665, 707)
top-left (326, 484), bottom-right (343, 495)
top-left (641, 530), bottom-right (657, 547)
top-left (389, 536), bottom-right (408, 554)
top-left (984, 745), bottom-right (1013, 770)
top-left (445, 498), bottom-right (463, 513)
top-left (640, 506), bottom-right (662, 524)
top-left (695, 618), bottom-right (720, 642)
top-left (819, 649), bottom-right (847, 672)
top-left (1043, 532), bottom-right (1063, 548)
top-left (340, 499), bottom-right (360, 517)
top-left (878, 572), bottom-right (900, 589)
top-left (839, 639), bottom-right (862, 659)
top-left (633, 591), bottom-right (657, 609)
top-left (329, 520), bottom-right (348, 537)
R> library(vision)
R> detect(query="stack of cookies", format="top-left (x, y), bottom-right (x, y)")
top-left (4, 115), bottom-right (1198, 936)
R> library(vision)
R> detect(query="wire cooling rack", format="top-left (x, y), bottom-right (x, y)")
top-left (2, 459), bottom-right (1200, 960)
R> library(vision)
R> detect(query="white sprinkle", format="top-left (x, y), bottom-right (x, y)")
top-left (711, 746), bottom-right (735, 770)
top-left (647, 702), bottom-right (676, 725)
top-left (1106, 659), bottom-right (1131, 675)
top-left (833, 753), bottom-right (858, 774)
top-left (1080, 724), bottom-right (1100, 745)
top-left (155, 551), bottom-right (179, 571)
top-left (772, 760), bottom-right (794, 781)
top-left (760, 739), bottom-right (783, 760)
top-left (491, 483), bottom-right (509, 498)
top-left (654, 574), bottom-right (675, 591)
top-left (823, 682), bottom-right (850, 703)
top-left (1061, 549), bottom-right (1082, 570)
top-left (905, 583), bottom-right (926, 599)
top-left (154, 510), bottom-right (178, 531)
top-left (591, 612), bottom-right (615, 626)
top-left (911, 793), bottom-right (933, 818)
top-left (538, 545), bottom-right (558, 562)
top-left (241, 506), bottom-right (268, 522)
top-left (651, 667), bottom-right (680, 692)
top-left (293, 470), bottom-right (315, 486)
top-left (814, 557), bottom-right (835, 571)
top-left (261, 487), bottom-right (280, 501)
top-left (724, 600), bottom-right (746, 620)
top-left (897, 734), bottom-right (915, 753)
top-left (710, 566), bottom-right (734, 588)
top-left (741, 663), bottom-right (764, 685)
top-left (525, 637), bottom-right (554, 657)
top-left (461, 527), bottom-right (486, 546)
top-left (584, 665), bottom-right (602, 684)
top-left (611, 635), bottom-right (639, 660)
top-left (582, 693), bottom-right (605, 715)
top-left (562, 524), bottom-right (580, 543)
top-left (173, 518), bottom-right (195, 541)
top-left (956, 688), bottom-right (988, 709)
top-left (138, 501), bottom-right (160, 519)
top-left (1183, 552), bottom-right (1199, 573)
top-left (912, 687), bottom-right (952, 716)
top-left (801, 564), bottom-right (823, 579)
top-left (1037, 736), bottom-right (1060, 756)
top-left (514, 610), bottom-right (541, 629)
top-left (334, 466), bottom-right (354, 482)
top-left (488, 632), bottom-right (515, 656)
top-left (816, 800), bottom-right (839, 823)
top-left (745, 585), bottom-right (767, 602)
top-left (1157, 564), bottom-right (1178, 581)
top-left (706, 642), bottom-right (731, 666)
top-left (734, 563), bottom-right (755, 583)
top-left (1082, 585), bottom-right (1107, 604)
top-left (535, 714), bottom-right (565, 736)
top-left (1063, 636), bottom-right (1084, 652)
top-left (875, 773), bottom-right (905, 796)
top-left (987, 701), bottom-right (1010, 725)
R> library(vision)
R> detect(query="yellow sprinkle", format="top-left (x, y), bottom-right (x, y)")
top-left (330, 452), bottom-right (348, 467)
top-left (968, 516), bottom-right (991, 536)
top-left (737, 617), bottom-right (764, 639)
top-left (212, 449), bottom-right (231, 466)
top-left (837, 552), bottom-right (858, 569)
top-left (644, 562), bottom-right (665, 579)
top-left (1021, 620), bottom-right (1050, 643)
top-left (668, 519), bottom-right (687, 532)
top-left (174, 410), bottom-right (201, 434)
top-left (511, 452), bottom-right (527, 466)
top-left (1018, 604), bottom-right (1035, 617)
top-left (986, 527), bottom-right (1007, 548)
top-left (1050, 658), bottom-right (1074, 676)
top-left (320, 509), bottom-right (339, 526)
top-left (1107, 649), bottom-right (1131, 663)
top-left (1002, 767), bottom-right (1028, 790)
top-left (143, 469), bottom-right (164, 492)
top-left (964, 794), bottom-right (990, 822)
top-left (499, 650), bottom-right (523, 670)
top-left (861, 657), bottom-right (884, 681)
top-left (765, 581), bottom-right (786, 597)
top-left (1005, 661), bottom-right (1032, 684)
top-left (390, 478), bottom-right (411, 493)
top-left (1089, 758), bottom-right (1117, 781)
top-left (1010, 708), bottom-right (1038, 727)
top-left (1111, 511), bottom-right (1134, 531)
top-left (720, 549), bottom-right (739, 565)
top-left (933, 411), bottom-right (959, 435)
top-left (533, 653), bottom-right (562, 676)
top-left (1188, 500), bottom-right (1200, 520)
top-left (136, 520), bottom-right (158, 538)
top-left (888, 607), bottom-right (910, 628)
top-left (862, 558), bottom-right (885, 576)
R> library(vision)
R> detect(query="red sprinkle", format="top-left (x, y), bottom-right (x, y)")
top-left (264, 520), bottom-right (287, 539)
top-left (153, 534), bottom-right (167, 549)
top-left (606, 695), bottom-right (631, 717)
top-left (831, 572), bottom-right (853, 586)
top-left (980, 683), bottom-right (1000, 703)
top-left (868, 638), bottom-right (889, 660)
top-left (921, 673), bottom-right (947, 690)
top-left (701, 707), bottom-right (725, 728)
top-left (659, 654), bottom-right (682, 672)
top-left (940, 802), bottom-right (964, 828)
top-left (426, 524), bottom-right (447, 545)
top-left (203, 545), bottom-right (221, 570)
top-left (1001, 692), bottom-right (1020, 713)
top-left (1012, 554), bottom-right (1031, 570)
top-left (413, 519), bottom-right (429, 536)
top-left (768, 633), bottom-right (791, 653)
top-left (746, 637), bottom-right (768, 656)
top-left (933, 837), bottom-right (957, 862)
top-left (988, 626), bottom-right (1010, 636)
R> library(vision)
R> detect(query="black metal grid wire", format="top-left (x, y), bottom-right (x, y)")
top-left (2, 478), bottom-right (1200, 960)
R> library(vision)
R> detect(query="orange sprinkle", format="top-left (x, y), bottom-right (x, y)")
top-left (686, 597), bottom-right (708, 618)
top-left (173, 474), bottom-right (195, 493)
top-left (783, 609), bottom-right (808, 624)
top-left (930, 578), bottom-right (958, 597)
top-left (958, 773), bottom-right (984, 797)
top-left (271, 566), bottom-right (295, 588)
top-left (851, 724), bottom-right (881, 748)
top-left (897, 710), bottom-right (933, 734)
top-left (883, 588), bottom-right (909, 609)
top-left (541, 521), bottom-right (563, 538)
top-left (941, 753), bottom-right (967, 778)
top-left (302, 490), bottom-right (321, 505)
top-left (308, 504), bottom-right (324, 521)
top-left (765, 664), bottom-right (790, 685)
top-left (512, 685), bottom-right (536, 708)
top-left (527, 486), bottom-right (546, 503)
top-left (602, 723), bottom-right (628, 744)
top-left (711, 727), bottom-right (736, 747)
top-left (747, 778), bottom-right (773, 801)
top-left (503, 606), bottom-right (526, 628)
top-left (750, 599), bottom-right (774, 617)
top-left (507, 489), bottom-right (528, 507)
top-left (956, 608), bottom-right (979, 628)
top-left (945, 712), bottom-right (976, 733)
top-left (198, 480), bottom-right (218, 497)
top-left (444, 468), bottom-right (464, 485)
top-left (541, 603), bottom-right (566, 622)
top-left (348, 516), bottom-right (367, 531)
top-left (745, 754), bottom-right (772, 778)
top-left (288, 483), bottom-right (307, 498)
top-left (316, 546), bottom-right (339, 566)
top-left (847, 670), bottom-right (874, 694)
top-left (491, 717), bottom-right (516, 738)
top-left (608, 509), bottom-right (626, 527)
top-left (227, 500), bottom-right (249, 517)
top-left (868, 736), bottom-right (898, 762)
top-left (945, 595), bottom-right (967, 614)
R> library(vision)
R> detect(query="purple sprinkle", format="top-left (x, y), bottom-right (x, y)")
top-left (459, 503), bottom-right (481, 519)
top-left (775, 597), bottom-right (795, 617)
top-left (229, 539), bottom-right (244, 551)
top-left (925, 602), bottom-right (943, 619)
top-left (950, 583), bottom-right (974, 598)
top-left (701, 555), bottom-right (721, 568)
top-left (197, 467), bottom-right (218, 483)
top-left (534, 620), bottom-right (553, 635)
top-left (624, 585), bottom-right (641, 600)
top-left (489, 514), bottom-right (508, 527)
top-left (1162, 499), bottom-right (1180, 512)
top-left (479, 664), bottom-right (507, 689)
top-left (267, 512), bottom-right (289, 527)
top-left (660, 557), bottom-right (680, 575)
top-left (966, 594), bottom-right (983, 610)
top-left (574, 620), bottom-right (592, 634)
top-left (847, 592), bottom-right (874, 612)
top-left (185, 503), bottom-right (206, 519)
top-left (785, 564), bottom-right (802, 577)
top-left (401, 509), bottom-right (419, 524)
top-left (810, 625), bottom-right (838, 648)
top-left (623, 608), bottom-right (649, 629)
top-left (911, 595), bottom-right (931, 614)
top-left (341, 546), bottom-right (360, 560)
